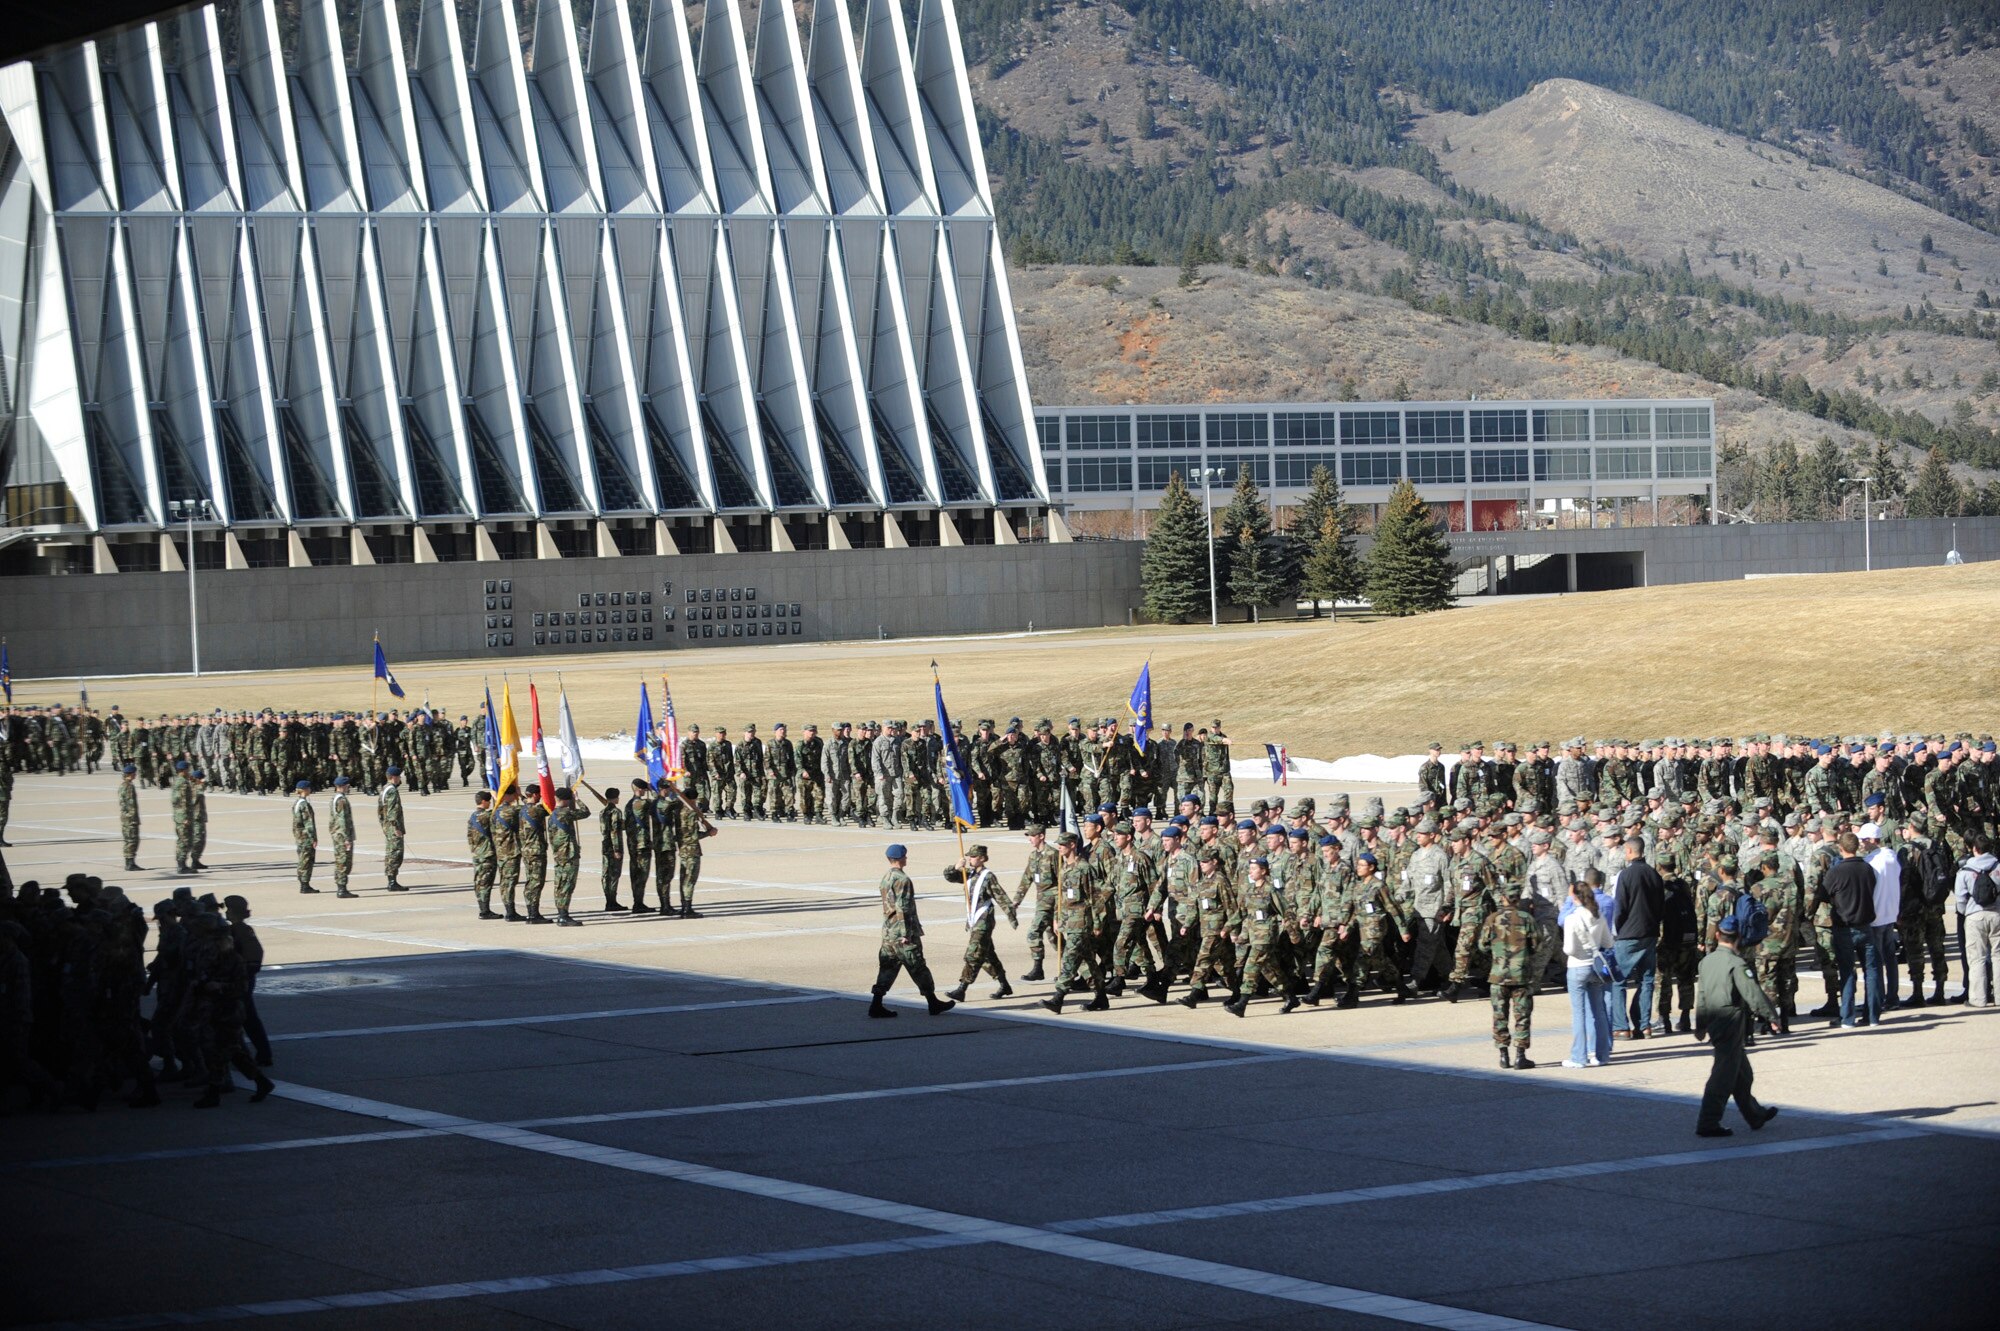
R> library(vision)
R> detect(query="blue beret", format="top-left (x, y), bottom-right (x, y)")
top-left (1250, 856), bottom-right (1269, 868)
top-left (1083, 814), bottom-right (1103, 825)
top-left (1318, 835), bottom-right (1339, 847)
top-left (1358, 851), bottom-right (1378, 864)
top-left (1863, 793), bottom-right (1885, 807)
top-left (295, 780), bottom-right (311, 790)
top-left (1168, 816), bottom-right (1190, 827)
top-left (386, 765), bottom-right (402, 776)
top-left (174, 759), bottom-right (188, 771)
top-left (1848, 744), bottom-right (1864, 755)
top-left (1946, 742), bottom-right (1962, 756)
top-left (1132, 806), bottom-right (1152, 818)
top-left (1199, 815), bottom-right (1219, 827)
top-left (1813, 744), bottom-right (1830, 756)
top-left (1098, 802), bottom-right (1118, 813)
top-left (1985, 741), bottom-right (1997, 753)
top-left (1235, 819), bottom-right (1257, 832)
top-left (1161, 824), bottom-right (1183, 839)
top-left (123, 765), bottom-right (136, 775)
top-left (885, 843), bottom-right (907, 860)
top-left (334, 776), bottom-right (350, 787)
top-left (1717, 913), bottom-right (1740, 936)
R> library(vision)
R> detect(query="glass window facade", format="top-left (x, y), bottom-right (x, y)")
top-left (1595, 446), bottom-right (1652, 480)
top-left (1273, 453), bottom-right (1339, 487)
top-left (1208, 454), bottom-right (1270, 487)
top-left (1595, 407), bottom-right (1651, 442)
top-left (1656, 406), bottom-right (1712, 440)
top-left (1340, 411), bottom-right (1401, 447)
top-left (1406, 450), bottom-right (1466, 485)
top-left (1657, 445), bottom-right (1713, 479)
top-left (1207, 412), bottom-right (1269, 447)
top-left (1533, 408), bottom-right (1590, 443)
top-left (1138, 455), bottom-right (1204, 489)
top-left (1404, 410), bottom-right (1465, 447)
top-left (1066, 414), bottom-right (1131, 447)
top-left (1137, 413), bottom-right (1201, 447)
top-left (1342, 451), bottom-right (1400, 487)
top-left (1471, 449), bottom-right (1530, 483)
top-left (1534, 448), bottom-right (1592, 482)
top-left (1066, 457), bottom-right (1132, 492)
top-left (1037, 415), bottom-right (1061, 450)
top-left (1470, 409), bottom-right (1529, 445)
top-left (1273, 412), bottom-right (1337, 447)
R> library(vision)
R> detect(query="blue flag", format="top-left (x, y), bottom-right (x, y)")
top-left (373, 639), bottom-right (406, 699)
top-left (1, 641), bottom-right (10, 703)
top-left (1127, 662), bottom-right (1152, 753)
top-left (482, 686), bottom-right (503, 791)
top-left (932, 678), bottom-right (977, 831)
top-left (634, 683), bottom-right (666, 783)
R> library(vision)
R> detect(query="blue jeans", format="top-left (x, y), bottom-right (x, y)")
top-left (1567, 966), bottom-right (1612, 1064)
top-left (1836, 925), bottom-right (1883, 1026)
top-left (1611, 939), bottom-right (1657, 1032)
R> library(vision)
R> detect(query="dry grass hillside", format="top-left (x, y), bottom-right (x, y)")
top-left (1010, 263), bottom-right (1879, 458)
top-left (1415, 79), bottom-right (2000, 321)
top-left (31, 564), bottom-right (2000, 760)
top-left (1878, 37), bottom-right (2000, 220)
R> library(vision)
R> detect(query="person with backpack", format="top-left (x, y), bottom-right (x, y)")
top-left (1896, 815), bottom-right (1953, 1006)
top-left (1956, 834), bottom-right (2000, 1007)
top-left (1746, 850), bottom-right (1796, 1035)
top-left (1693, 912), bottom-right (1780, 1138)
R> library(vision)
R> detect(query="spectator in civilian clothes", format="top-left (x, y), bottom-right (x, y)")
top-left (1861, 823), bottom-right (1903, 1009)
top-left (1816, 832), bottom-right (1883, 1028)
top-left (1611, 838), bottom-right (1665, 1040)
top-left (1956, 835), bottom-right (2000, 1008)
top-left (1563, 881), bottom-right (1614, 1068)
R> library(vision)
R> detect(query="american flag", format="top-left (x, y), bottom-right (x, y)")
top-left (661, 677), bottom-right (684, 782)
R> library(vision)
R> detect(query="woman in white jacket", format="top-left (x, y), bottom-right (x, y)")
top-left (1564, 881), bottom-right (1615, 1067)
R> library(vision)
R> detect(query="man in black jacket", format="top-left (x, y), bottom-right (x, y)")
top-left (1815, 832), bottom-right (1883, 1028)
top-left (1612, 838), bottom-right (1665, 1039)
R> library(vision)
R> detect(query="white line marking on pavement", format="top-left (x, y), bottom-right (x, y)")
top-left (262, 1081), bottom-right (1567, 1331)
top-left (1047, 1125), bottom-right (1926, 1233)
top-left (271, 993), bottom-right (832, 1041)
top-left (18, 1235), bottom-right (991, 1330)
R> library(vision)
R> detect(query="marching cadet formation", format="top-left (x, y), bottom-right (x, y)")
top-left (2, 708), bottom-right (1997, 1111)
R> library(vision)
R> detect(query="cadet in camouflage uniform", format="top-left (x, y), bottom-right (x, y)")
top-left (905, 722), bottom-right (937, 829)
top-left (1040, 833), bottom-right (1109, 1013)
top-left (118, 764), bottom-right (142, 870)
top-left (944, 845), bottom-right (1017, 1001)
top-left (824, 723), bottom-right (855, 825)
top-left (1302, 835), bottom-right (1356, 1006)
top-left (1481, 882), bottom-right (1548, 1068)
top-left (652, 778), bottom-right (681, 912)
top-left (492, 787), bottom-right (524, 919)
top-left (680, 724), bottom-right (709, 811)
top-left (1106, 821), bottom-right (1170, 1001)
top-left (379, 767), bottom-right (406, 891)
top-left (1344, 851), bottom-right (1414, 1002)
top-left (1895, 814), bottom-right (1950, 1005)
top-left (1201, 721), bottom-right (1234, 814)
top-left (169, 760), bottom-right (195, 874)
top-left (1225, 857), bottom-right (1302, 1016)
top-left (292, 780), bottom-right (319, 894)
top-left (548, 787), bottom-right (591, 926)
top-left (468, 791), bottom-right (499, 919)
top-left (988, 726), bottom-right (1030, 830)
top-left (1012, 824), bottom-right (1059, 981)
top-left (797, 724), bottom-right (825, 824)
top-left (736, 724), bottom-right (766, 819)
top-left (189, 769), bottom-right (210, 869)
top-left (519, 796), bottom-right (550, 923)
top-left (765, 723), bottom-right (796, 821)
top-left (709, 727), bottom-right (737, 818)
top-left (455, 714), bottom-right (475, 787)
top-left (625, 778), bottom-right (656, 911)
top-left (1178, 845), bottom-right (1239, 1005)
top-left (868, 844), bottom-right (955, 1018)
top-left (328, 776), bottom-right (358, 898)
top-left (668, 781), bottom-right (715, 917)
top-left (1745, 848), bottom-right (1798, 1032)
top-left (589, 784), bottom-right (627, 911)
top-left (1442, 824), bottom-right (1508, 1002)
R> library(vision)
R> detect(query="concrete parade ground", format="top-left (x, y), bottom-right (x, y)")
top-left (3, 760), bottom-right (1996, 1331)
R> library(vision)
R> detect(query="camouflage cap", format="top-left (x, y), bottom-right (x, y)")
top-left (1383, 811), bottom-right (1407, 828)
top-left (1356, 814), bottom-right (1380, 829)
top-left (1112, 820), bottom-right (1134, 836)
top-left (1057, 832), bottom-right (1081, 849)
top-left (1414, 818), bottom-right (1440, 835)
top-left (1527, 829), bottom-right (1553, 846)
top-left (1714, 853), bottom-right (1739, 874)
top-left (1024, 823), bottom-right (1047, 836)
top-left (1196, 847), bottom-right (1220, 865)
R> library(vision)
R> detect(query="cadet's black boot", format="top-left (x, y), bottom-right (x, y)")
top-left (1499, 1048), bottom-right (1513, 1069)
top-left (682, 906), bottom-right (700, 919)
top-left (1337, 985), bottom-right (1361, 1009)
top-left (250, 1075), bottom-right (275, 1103)
top-left (478, 908), bottom-right (500, 920)
top-left (1223, 993), bottom-right (1248, 1018)
top-left (1021, 964), bottom-right (1045, 982)
top-left (1442, 982), bottom-right (1462, 1004)
top-left (944, 984), bottom-right (968, 1003)
top-left (1280, 989), bottom-right (1301, 1015)
top-left (1514, 1053), bottom-right (1536, 1070)
top-left (868, 992), bottom-right (897, 1018)
top-left (926, 992), bottom-right (957, 1016)
top-left (1931, 981), bottom-right (1946, 1005)
top-left (1040, 991), bottom-right (1065, 1014)
top-left (191, 858), bottom-right (207, 870)
top-left (1677, 1012), bottom-right (1693, 1033)
top-left (991, 980), bottom-right (1013, 1000)
top-left (127, 1085), bottom-right (162, 1109)
top-left (125, 859), bottom-right (141, 872)
top-left (298, 884), bottom-right (319, 895)
top-left (1393, 984), bottom-right (1416, 1004)
top-left (1083, 987), bottom-right (1110, 1012)
top-left (556, 912), bottom-right (581, 927)
top-left (1908, 986), bottom-right (1927, 1008)
top-left (526, 910), bottom-right (550, 924)
top-left (1140, 974), bottom-right (1170, 1004)
top-left (386, 880), bottom-right (408, 892)
top-left (504, 907), bottom-right (524, 922)
top-left (1178, 987), bottom-right (1207, 1009)
top-left (631, 901), bottom-right (655, 914)
top-left (1107, 975), bottom-right (1126, 998)
top-left (176, 859), bottom-right (188, 875)
top-left (336, 886), bottom-right (357, 898)
top-left (603, 899), bottom-right (628, 912)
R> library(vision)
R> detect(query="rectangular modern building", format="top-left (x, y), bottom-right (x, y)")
top-left (1037, 398), bottom-right (1717, 533)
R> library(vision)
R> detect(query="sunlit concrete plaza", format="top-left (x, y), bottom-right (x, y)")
top-left (3, 754), bottom-right (1995, 1331)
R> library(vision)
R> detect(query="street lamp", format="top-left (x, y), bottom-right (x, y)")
top-left (169, 499), bottom-right (215, 675)
top-left (1838, 476), bottom-right (1873, 572)
top-left (1196, 466), bottom-right (1227, 628)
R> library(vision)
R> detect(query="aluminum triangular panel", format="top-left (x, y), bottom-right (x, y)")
top-left (232, 0), bottom-right (302, 210)
top-left (413, 0), bottom-right (485, 211)
top-left (311, 215), bottom-right (364, 393)
top-left (354, 0), bottom-right (426, 212)
top-left (472, 0), bottom-right (545, 212)
top-left (640, 0), bottom-right (715, 210)
top-left (859, 0), bottom-right (932, 213)
top-left (530, 0), bottom-right (603, 212)
top-left (293, 0), bottom-right (365, 212)
top-left (586, 0), bottom-right (660, 211)
top-left (374, 215), bottom-right (425, 383)
top-left (806, 0), bottom-right (878, 214)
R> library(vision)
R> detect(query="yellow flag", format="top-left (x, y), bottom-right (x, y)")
top-left (498, 680), bottom-right (522, 797)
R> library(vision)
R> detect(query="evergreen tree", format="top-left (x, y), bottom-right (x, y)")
top-left (1289, 465), bottom-right (1359, 618)
top-left (1907, 447), bottom-right (1963, 518)
top-left (1139, 471), bottom-right (1212, 624)
top-left (1868, 440), bottom-right (1907, 499)
top-left (1217, 466), bottom-right (1287, 621)
top-left (1797, 437), bottom-right (1846, 520)
top-left (1365, 480), bottom-right (1456, 616)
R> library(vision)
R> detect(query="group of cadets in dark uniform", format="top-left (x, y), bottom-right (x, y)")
top-left (82, 707), bottom-right (478, 798)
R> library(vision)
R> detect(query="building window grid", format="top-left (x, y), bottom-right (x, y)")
top-left (1594, 407), bottom-right (1652, 442)
top-left (1065, 456), bottom-right (1134, 493)
top-left (1137, 454), bottom-right (1206, 490)
top-left (1656, 407), bottom-right (1712, 441)
top-left (1137, 413), bottom-right (1202, 447)
top-left (1470, 409), bottom-right (1530, 445)
top-left (1273, 412), bottom-right (1338, 447)
top-left (1342, 451), bottom-right (1400, 487)
top-left (1205, 453), bottom-right (1270, 488)
top-left (1656, 445), bottom-right (1712, 480)
top-left (1470, 448), bottom-right (1530, 484)
top-left (1204, 412), bottom-right (1269, 448)
top-left (1533, 408), bottom-right (1591, 443)
top-left (1595, 446), bottom-right (1653, 481)
top-left (1403, 410), bottom-right (1466, 447)
top-left (1065, 414), bottom-right (1132, 448)
top-left (1339, 411), bottom-right (1401, 447)
top-left (1533, 448), bottom-right (1592, 482)
top-left (1405, 450), bottom-right (1467, 485)
top-left (1273, 453), bottom-right (1340, 487)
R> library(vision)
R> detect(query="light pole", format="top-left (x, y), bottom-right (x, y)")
top-left (1838, 476), bottom-right (1873, 572)
top-left (169, 499), bottom-right (215, 675)
top-left (1197, 466), bottom-right (1226, 628)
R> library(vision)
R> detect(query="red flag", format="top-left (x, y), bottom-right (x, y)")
top-left (528, 682), bottom-right (556, 809)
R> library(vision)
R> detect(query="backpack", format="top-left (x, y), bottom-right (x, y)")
top-left (1973, 863), bottom-right (2000, 911)
top-left (1727, 891), bottom-right (1770, 949)
top-left (1919, 842), bottom-right (1956, 909)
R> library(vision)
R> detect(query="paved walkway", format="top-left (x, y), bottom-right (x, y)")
top-left (3, 768), bottom-right (1994, 1328)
